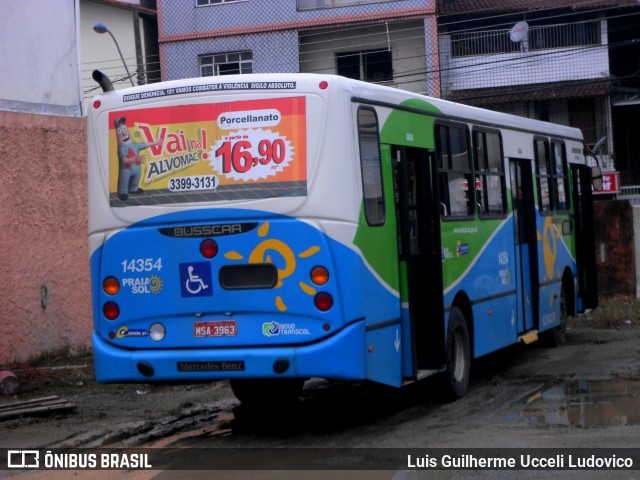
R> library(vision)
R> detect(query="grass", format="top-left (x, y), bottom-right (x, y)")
top-left (579, 295), bottom-right (640, 328)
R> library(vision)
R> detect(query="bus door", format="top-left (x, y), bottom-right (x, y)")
top-left (509, 159), bottom-right (539, 333)
top-left (571, 164), bottom-right (598, 310)
top-left (393, 146), bottom-right (445, 372)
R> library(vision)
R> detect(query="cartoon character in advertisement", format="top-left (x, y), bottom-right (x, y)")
top-left (114, 116), bottom-right (163, 201)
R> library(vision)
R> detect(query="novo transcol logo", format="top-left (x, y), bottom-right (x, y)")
top-left (262, 321), bottom-right (310, 337)
top-left (262, 322), bottom-right (280, 337)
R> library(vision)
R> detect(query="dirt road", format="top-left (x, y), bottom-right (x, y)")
top-left (2, 297), bottom-right (640, 478)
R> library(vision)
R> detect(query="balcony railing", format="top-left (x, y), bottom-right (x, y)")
top-left (450, 21), bottom-right (600, 58)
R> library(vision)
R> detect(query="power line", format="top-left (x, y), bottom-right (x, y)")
top-left (81, 4), bottom-right (640, 99)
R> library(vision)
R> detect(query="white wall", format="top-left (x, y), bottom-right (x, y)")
top-left (441, 46), bottom-right (610, 93)
top-left (0, 0), bottom-right (83, 116)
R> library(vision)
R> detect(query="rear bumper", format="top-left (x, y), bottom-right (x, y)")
top-left (93, 320), bottom-right (365, 382)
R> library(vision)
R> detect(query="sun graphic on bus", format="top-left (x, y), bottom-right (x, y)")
top-left (537, 216), bottom-right (562, 307)
top-left (148, 275), bottom-right (164, 294)
top-left (223, 222), bottom-right (321, 311)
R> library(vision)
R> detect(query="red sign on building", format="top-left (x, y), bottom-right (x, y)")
top-left (593, 171), bottom-right (620, 195)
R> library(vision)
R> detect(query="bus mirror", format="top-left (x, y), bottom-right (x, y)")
top-left (592, 166), bottom-right (603, 191)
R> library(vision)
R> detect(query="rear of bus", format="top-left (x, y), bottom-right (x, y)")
top-left (87, 74), bottom-right (398, 399)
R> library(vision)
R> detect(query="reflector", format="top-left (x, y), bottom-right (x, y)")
top-left (103, 302), bottom-right (120, 320)
top-left (200, 239), bottom-right (218, 258)
top-left (314, 292), bottom-right (333, 311)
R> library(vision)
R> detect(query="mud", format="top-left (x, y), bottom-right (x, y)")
top-left (2, 299), bottom-right (640, 457)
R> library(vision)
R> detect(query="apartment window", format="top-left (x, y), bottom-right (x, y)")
top-left (473, 130), bottom-right (506, 216)
top-left (568, 98), bottom-right (597, 147)
top-left (337, 50), bottom-right (392, 83)
top-left (436, 124), bottom-right (473, 218)
top-left (358, 107), bottom-right (385, 226)
top-left (200, 52), bottom-right (253, 77)
top-left (197, 0), bottom-right (242, 5)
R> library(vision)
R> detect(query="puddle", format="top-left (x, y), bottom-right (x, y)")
top-left (517, 379), bottom-right (640, 427)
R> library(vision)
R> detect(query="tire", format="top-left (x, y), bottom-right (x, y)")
top-left (542, 285), bottom-right (567, 347)
top-left (229, 378), bottom-right (305, 406)
top-left (441, 307), bottom-right (471, 400)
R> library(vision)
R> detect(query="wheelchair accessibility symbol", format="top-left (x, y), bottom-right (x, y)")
top-left (179, 262), bottom-right (213, 297)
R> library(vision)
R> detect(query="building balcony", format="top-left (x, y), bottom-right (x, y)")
top-left (439, 20), bottom-right (610, 95)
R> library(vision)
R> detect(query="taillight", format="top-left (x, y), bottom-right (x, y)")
top-left (314, 292), bottom-right (333, 312)
top-left (310, 266), bottom-right (329, 286)
top-left (200, 239), bottom-right (218, 258)
top-left (103, 302), bottom-right (120, 320)
top-left (103, 277), bottom-right (120, 295)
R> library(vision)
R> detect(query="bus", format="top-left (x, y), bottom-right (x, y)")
top-left (88, 72), bottom-right (598, 404)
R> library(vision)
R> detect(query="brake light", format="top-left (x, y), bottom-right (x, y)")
top-left (103, 277), bottom-right (120, 295)
top-left (200, 239), bottom-right (218, 258)
top-left (103, 302), bottom-right (120, 320)
top-left (310, 266), bottom-right (329, 286)
top-left (314, 292), bottom-right (333, 311)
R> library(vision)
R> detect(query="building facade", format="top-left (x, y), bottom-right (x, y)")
top-left (157, 0), bottom-right (640, 180)
top-left (437, 0), bottom-right (640, 177)
top-left (157, 0), bottom-right (439, 96)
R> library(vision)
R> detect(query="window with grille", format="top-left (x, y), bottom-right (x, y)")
top-left (451, 21), bottom-right (599, 58)
top-left (199, 52), bottom-right (253, 77)
top-left (336, 50), bottom-right (392, 83)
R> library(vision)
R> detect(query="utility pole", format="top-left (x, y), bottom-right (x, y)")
top-left (133, 7), bottom-right (146, 85)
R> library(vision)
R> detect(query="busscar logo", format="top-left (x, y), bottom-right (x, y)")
top-left (159, 223), bottom-right (257, 238)
top-left (8, 450), bottom-right (40, 468)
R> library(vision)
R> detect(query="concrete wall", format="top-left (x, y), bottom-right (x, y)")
top-left (0, 111), bottom-right (91, 364)
top-left (0, 0), bottom-right (83, 117)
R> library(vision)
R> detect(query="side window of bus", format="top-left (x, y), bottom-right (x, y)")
top-left (473, 130), bottom-right (506, 217)
top-left (436, 124), bottom-right (473, 218)
top-left (358, 107), bottom-right (385, 226)
top-left (551, 140), bottom-right (569, 211)
top-left (535, 138), bottom-right (553, 213)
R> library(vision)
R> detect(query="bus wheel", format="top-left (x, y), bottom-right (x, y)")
top-left (542, 286), bottom-right (567, 347)
top-left (229, 378), bottom-right (305, 406)
top-left (441, 307), bottom-right (471, 400)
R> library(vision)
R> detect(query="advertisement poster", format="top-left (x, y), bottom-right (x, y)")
top-left (107, 96), bottom-right (307, 206)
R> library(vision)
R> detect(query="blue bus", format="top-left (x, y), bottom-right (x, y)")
top-left (88, 72), bottom-right (598, 404)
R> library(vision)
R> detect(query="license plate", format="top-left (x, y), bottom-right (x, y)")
top-left (194, 320), bottom-right (237, 337)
